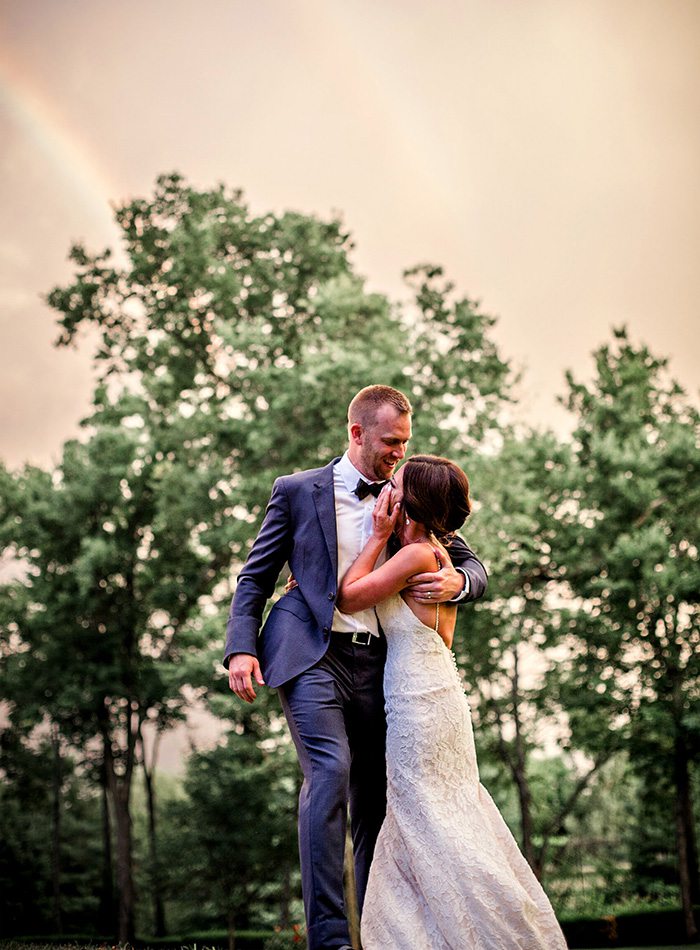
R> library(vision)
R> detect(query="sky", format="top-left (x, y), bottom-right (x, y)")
top-left (1, 0), bottom-right (699, 473)
top-left (1, 0), bottom-right (698, 771)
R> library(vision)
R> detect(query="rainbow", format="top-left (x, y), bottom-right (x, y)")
top-left (0, 53), bottom-right (121, 239)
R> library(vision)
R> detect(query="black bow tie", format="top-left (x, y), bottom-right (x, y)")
top-left (354, 478), bottom-right (387, 500)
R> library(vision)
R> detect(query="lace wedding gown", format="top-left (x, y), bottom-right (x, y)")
top-left (361, 594), bottom-right (568, 950)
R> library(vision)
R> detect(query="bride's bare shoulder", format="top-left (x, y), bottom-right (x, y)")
top-left (392, 541), bottom-right (439, 573)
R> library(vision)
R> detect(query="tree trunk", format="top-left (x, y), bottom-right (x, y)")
top-left (536, 750), bottom-right (614, 880)
top-left (99, 761), bottom-right (116, 934)
top-left (141, 728), bottom-right (166, 936)
top-left (510, 650), bottom-right (538, 877)
top-left (102, 724), bottom-right (137, 944)
top-left (227, 908), bottom-right (236, 950)
top-left (111, 777), bottom-right (136, 943)
top-left (279, 863), bottom-right (292, 930)
top-left (674, 727), bottom-right (699, 940)
top-left (50, 724), bottom-right (63, 934)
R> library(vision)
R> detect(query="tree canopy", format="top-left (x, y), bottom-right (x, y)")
top-left (1, 177), bottom-right (697, 941)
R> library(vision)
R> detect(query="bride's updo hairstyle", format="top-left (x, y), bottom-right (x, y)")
top-left (401, 455), bottom-right (471, 539)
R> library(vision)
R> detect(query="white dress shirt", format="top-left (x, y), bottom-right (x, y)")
top-left (331, 452), bottom-right (386, 637)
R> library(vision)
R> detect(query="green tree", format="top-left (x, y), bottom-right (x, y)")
top-left (556, 328), bottom-right (700, 937)
top-left (0, 728), bottom-right (104, 936)
top-left (456, 432), bottom-right (620, 882)
top-left (48, 178), bottom-right (513, 508)
top-left (2, 173), bottom-right (515, 939)
top-left (160, 727), bottom-right (299, 949)
top-left (400, 264), bottom-right (513, 454)
top-left (0, 425), bottom-right (195, 940)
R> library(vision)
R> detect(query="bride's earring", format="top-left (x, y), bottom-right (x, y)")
top-left (405, 517), bottom-right (410, 525)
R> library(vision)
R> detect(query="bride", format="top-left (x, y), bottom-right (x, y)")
top-left (337, 454), bottom-right (568, 950)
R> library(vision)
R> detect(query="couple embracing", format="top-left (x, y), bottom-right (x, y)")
top-left (224, 386), bottom-right (566, 950)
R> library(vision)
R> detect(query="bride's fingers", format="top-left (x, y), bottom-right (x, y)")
top-left (372, 488), bottom-right (398, 539)
top-left (374, 483), bottom-right (391, 515)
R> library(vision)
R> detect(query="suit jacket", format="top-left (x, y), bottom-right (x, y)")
top-left (223, 458), bottom-right (488, 688)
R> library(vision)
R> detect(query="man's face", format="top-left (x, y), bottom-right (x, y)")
top-left (351, 405), bottom-right (412, 481)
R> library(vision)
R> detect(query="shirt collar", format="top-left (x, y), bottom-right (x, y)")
top-left (335, 451), bottom-right (379, 495)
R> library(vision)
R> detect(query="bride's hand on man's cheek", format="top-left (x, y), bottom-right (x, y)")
top-left (372, 484), bottom-right (401, 541)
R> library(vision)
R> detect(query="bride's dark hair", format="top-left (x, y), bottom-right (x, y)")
top-left (401, 455), bottom-right (471, 539)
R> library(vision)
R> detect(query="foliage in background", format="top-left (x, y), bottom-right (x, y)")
top-left (1, 174), bottom-right (515, 940)
top-left (552, 329), bottom-right (700, 938)
top-left (0, 176), bottom-right (697, 939)
top-left (0, 729), bottom-right (104, 935)
top-left (159, 728), bottom-right (299, 938)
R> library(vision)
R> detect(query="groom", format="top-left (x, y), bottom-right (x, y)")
top-left (224, 385), bottom-right (487, 950)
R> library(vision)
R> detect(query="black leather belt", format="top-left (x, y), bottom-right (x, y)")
top-left (331, 629), bottom-right (376, 646)
top-left (351, 630), bottom-right (373, 646)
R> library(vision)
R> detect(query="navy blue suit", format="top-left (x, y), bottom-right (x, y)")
top-left (224, 457), bottom-right (487, 948)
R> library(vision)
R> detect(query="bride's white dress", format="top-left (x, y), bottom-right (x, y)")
top-left (361, 594), bottom-right (568, 950)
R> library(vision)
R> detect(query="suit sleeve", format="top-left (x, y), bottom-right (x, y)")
top-left (223, 478), bottom-right (293, 666)
top-left (443, 533), bottom-right (488, 604)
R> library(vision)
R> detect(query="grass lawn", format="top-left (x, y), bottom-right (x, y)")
top-left (3, 945), bottom-right (700, 950)
top-left (3, 943), bottom-right (700, 950)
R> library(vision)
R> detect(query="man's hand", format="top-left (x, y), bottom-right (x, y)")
top-left (228, 653), bottom-right (265, 703)
top-left (404, 548), bottom-right (464, 603)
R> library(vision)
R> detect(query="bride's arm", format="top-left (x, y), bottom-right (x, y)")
top-left (337, 486), bottom-right (436, 613)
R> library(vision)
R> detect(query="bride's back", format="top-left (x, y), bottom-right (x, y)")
top-left (399, 540), bottom-right (457, 648)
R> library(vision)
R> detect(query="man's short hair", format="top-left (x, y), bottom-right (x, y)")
top-left (348, 385), bottom-right (412, 429)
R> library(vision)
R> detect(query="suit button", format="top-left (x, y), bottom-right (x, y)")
top-left (323, 626), bottom-right (330, 634)
top-left (328, 592), bottom-right (335, 600)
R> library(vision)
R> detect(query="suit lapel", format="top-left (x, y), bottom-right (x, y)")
top-left (312, 459), bottom-right (339, 578)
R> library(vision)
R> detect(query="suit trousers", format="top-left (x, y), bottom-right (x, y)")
top-left (278, 631), bottom-right (387, 950)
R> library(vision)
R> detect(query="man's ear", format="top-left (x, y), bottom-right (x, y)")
top-left (349, 422), bottom-right (364, 445)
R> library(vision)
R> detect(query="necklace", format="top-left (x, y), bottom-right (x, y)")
top-left (401, 533), bottom-right (441, 633)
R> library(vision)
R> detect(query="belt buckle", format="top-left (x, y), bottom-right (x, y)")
top-left (352, 630), bottom-right (372, 646)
